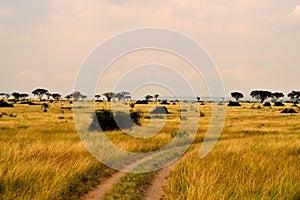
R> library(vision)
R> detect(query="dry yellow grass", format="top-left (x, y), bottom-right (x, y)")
top-left (1, 101), bottom-right (299, 199)
top-left (0, 103), bottom-right (114, 200)
top-left (163, 103), bottom-right (300, 200)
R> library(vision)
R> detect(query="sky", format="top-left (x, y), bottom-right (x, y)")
top-left (1, 0), bottom-right (300, 99)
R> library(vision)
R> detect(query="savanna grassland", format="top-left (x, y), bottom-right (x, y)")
top-left (0, 101), bottom-right (300, 199)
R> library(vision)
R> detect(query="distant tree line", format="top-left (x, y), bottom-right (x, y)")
top-left (1, 88), bottom-right (299, 105)
top-left (229, 90), bottom-right (299, 103)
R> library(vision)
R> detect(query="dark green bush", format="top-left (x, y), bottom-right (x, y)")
top-left (281, 108), bottom-right (297, 114)
top-left (263, 102), bottom-right (271, 107)
top-left (150, 106), bottom-right (170, 114)
top-left (135, 100), bottom-right (148, 104)
top-left (0, 100), bottom-right (13, 107)
top-left (89, 109), bottom-right (141, 131)
top-left (228, 101), bottom-right (241, 106)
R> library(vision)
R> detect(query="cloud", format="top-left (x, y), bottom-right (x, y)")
top-left (221, 65), bottom-right (268, 82)
top-left (288, 5), bottom-right (300, 25)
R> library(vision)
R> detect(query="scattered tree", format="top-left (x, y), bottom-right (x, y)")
top-left (271, 92), bottom-right (284, 102)
top-left (124, 95), bottom-right (131, 101)
top-left (287, 91), bottom-right (300, 103)
top-left (250, 90), bottom-right (272, 103)
top-left (65, 95), bottom-right (71, 100)
top-left (41, 103), bottom-right (49, 112)
top-left (145, 95), bottom-right (153, 102)
top-left (231, 92), bottom-right (244, 102)
top-left (95, 94), bottom-right (101, 100)
top-left (196, 96), bottom-right (201, 102)
top-left (51, 93), bottom-right (61, 101)
top-left (130, 103), bottom-right (135, 110)
top-left (115, 92), bottom-right (123, 101)
top-left (32, 88), bottom-right (48, 100)
top-left (71, 91), bottom-right (82, 101)
top-left (81, 95), bottom-right (87, 100)
top-left (154, 94), bottom-right (159, 102)
top-left (115, 91), bottom-right (130, 101)
top-left (45, 91), bottom-right (51, 99)
top-left (11, 92), bottom-right (21, 101)
top-left (103, 92), bottom-right (115, 102)
top-left (0, 93), bottom-right (10, 99)
top-left (20, 93), bottom-right (29, 101)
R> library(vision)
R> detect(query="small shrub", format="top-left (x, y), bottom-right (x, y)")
top-left (263, 102), bottom-right (271, 107)
top-left (0, 100), bottom-right (13, 107)
top-left (135, 100), bottom-right (148, 104)
top-left (160, 100), bottom-right (169, 105)
top-left (150, 106), bottom-right (170, 114)
top-left (257, 105), bottom-right (261, 109)
top-left (228, 101), bottom-right (241, 106)
top-left (200, 111), bottom-right (205, 117)
top-left (281, 108), bottom-right (297, 114)
top-left (129, 111), bottom-right (142, 125)
top-left (89, 109), bottom-right (141, 131)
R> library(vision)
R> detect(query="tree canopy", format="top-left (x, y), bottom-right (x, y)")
top-left (287, 91), bottom-right (300, 103)
top-left (103, 92), bottom-right (115, 102)
top-left (250, 90), bottom-right (272, 103)
top-left (231, 92), bottom-right (244, 102)
top-left (32, 88), bottom-right (48, 100)
top-left (271, 92), bottom-right (284, 102)
top-left (145, 94), bottom-right (153, 102)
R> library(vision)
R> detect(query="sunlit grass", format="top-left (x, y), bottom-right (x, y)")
top-left (163, 103), bottom-right (300, 200)
top-left (0, 104), bottom-right (115, 200)
top-left (0, 101), bottom-right (299, 199)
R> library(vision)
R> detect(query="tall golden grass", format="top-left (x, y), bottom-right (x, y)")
top-left (163, 103), bottom-right (300, 199)
top-left (1, 102), bottom-right (299, 199)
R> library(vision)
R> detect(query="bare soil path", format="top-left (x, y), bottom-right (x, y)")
top-left (143, 157), bottom-right (182, 200)
top-left (82, 150), bottom-right (185, 200)
top-left (82, 155), bottom-right (158, 200)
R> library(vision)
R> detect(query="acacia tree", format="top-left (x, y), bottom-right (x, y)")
top-left (115, 92), bottom-right (123, 101)
top-left (250, 90), bottom-right (272, 103)
top-left (121, 91), bottom-right (130, 101)
top-left (154, 94), bottom-right (159, 102)
top-left (11, 92), bottom-right (21, 101)
top-left (45, 91), bottom-right (51, 99)
top-left (103, 92), bottom-right (115, 102)
top-left (81, 95), bottom-right (87, 100)
top-left (0, 93), bottom-right (10, 99)
top-left (32, 88), bottom-right (48, 100)
top-left (145, 94), bottom-right (153, 102)
top-left (196, 96), bottom-right (201, 102)
top-left (95, 94), bottom-right (101, 100)
top-left (65, 95), bottom-right (71, 100)
top-left (288, 91), bottom-right (300, 103)
top-left (271, 92), bottom-right (284, 102)
top-left (71, 91), bottom-right (82, 101)
top-left (231, 92), bottom-right (244, 102)
top-left (115, 91), bottom-right (130, 101)
top-left (124, 95), bottom-right (131, 101)
top-left (51, 93), bottom-right (61, 101)
top-left (20, 93), bottom-right (29, 100)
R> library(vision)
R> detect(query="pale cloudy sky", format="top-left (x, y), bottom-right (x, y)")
top-left (1, 0), bottom-right (300, 98)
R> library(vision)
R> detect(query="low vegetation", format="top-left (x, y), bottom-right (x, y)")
top-left (0, 99), bottom-right (299, 199)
